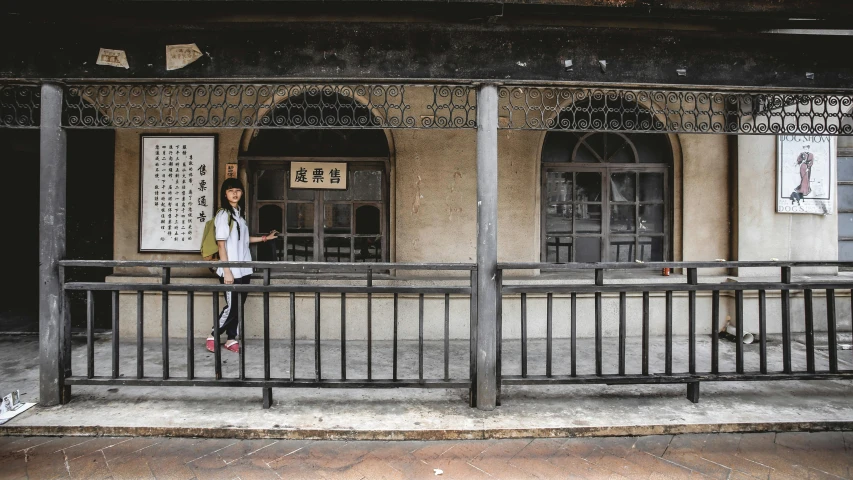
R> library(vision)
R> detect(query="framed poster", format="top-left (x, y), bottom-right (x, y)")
top-left (139, 135), bottom-right (217, 252)
top-left (777, 135), bottom-right (834, 215)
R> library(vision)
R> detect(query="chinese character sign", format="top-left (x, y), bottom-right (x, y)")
top-left (289, 162), bottom-right (348, 190)
top-left (776, 135), bottom-right (835, 215)
top-left (140, 136), bottom-right (216, 251)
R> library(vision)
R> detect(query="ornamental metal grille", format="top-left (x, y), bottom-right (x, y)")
top-left (499, 86), bottom-right (853, 135)
top-left (3, 82), bottom-right (853, 135)
top-left (62, 84), bottom-right (477, 129)
top-left (0, 85), bottom-right (40, 128)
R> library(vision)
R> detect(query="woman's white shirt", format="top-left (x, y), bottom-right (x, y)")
top-left (214, 208), bottom-right (253, 279)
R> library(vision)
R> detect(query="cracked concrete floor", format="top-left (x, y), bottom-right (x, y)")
top-left (1, 333), bottom-right (853, 439)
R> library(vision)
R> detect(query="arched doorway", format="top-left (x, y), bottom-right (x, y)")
top-left (241, 91), bottom-right (391, 263)
top-left (541, 129), bottom-right (673, 263)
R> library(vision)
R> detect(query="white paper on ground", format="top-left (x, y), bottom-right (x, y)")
top-left (0, 402), bottom-right (36, 426)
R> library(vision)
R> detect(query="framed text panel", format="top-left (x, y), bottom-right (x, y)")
top-left (139, 135), bottom-right (217, 252)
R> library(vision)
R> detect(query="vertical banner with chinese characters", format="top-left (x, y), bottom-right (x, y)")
top-left (290, 162), bottom-right (348, 190)
top-left (776, 135), bottom-right (835, 215)
top-left (140, 136), bottom-right (217, 252)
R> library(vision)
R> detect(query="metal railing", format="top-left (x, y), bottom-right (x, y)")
top-left (497, 261), bottom-right (853, 404)
top-left (56, 259), bottom-right (853, 408)
top-left (59, 260), bottom-right (477, 408)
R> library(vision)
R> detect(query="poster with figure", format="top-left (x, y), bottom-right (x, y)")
top-left (139, 135), bottom-right (216, 251)
top-left (777, 135), bottom-right (834, 215)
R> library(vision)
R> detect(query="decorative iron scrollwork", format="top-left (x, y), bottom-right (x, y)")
top-left (425, 85), bottom-right (477, 128)
top-left (62, 83), bottom-right (479, 129)
top-left (3, 82), bottom-right (851, 135)
top-left (0, 85), bottom-right (40, 128)
top-left (499, 86), bottom-right (853, 135)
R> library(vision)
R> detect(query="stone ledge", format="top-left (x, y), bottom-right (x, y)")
top-left (3, 421), bottom-right (853, 441)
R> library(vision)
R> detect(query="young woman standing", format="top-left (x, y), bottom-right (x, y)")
top-left (206, 178), bottom-right (278, 353)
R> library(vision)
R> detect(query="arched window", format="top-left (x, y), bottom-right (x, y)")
top-left (541, 131), bottom-right (672, 263)
top-left (246, 92), bottom-right (390, 263)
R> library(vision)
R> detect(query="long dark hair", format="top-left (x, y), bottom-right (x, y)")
top-left (219, 178), bottom-right (245, 239)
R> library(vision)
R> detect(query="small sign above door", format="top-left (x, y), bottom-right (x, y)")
top-left (290, 162), bottom-right (348, 190)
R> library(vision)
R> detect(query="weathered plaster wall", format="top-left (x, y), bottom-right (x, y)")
top-left (497, 130), bottom-right (541, 263)
top-left (392, 129), bottom-right (477, 263)
top-left (392, 128), bottom-right (539, 264)
top-left (680, 134), bottom-right (730, 266)
top-left (736, 135), bottom-right (837, 276)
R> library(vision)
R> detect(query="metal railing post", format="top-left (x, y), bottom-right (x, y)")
top-left (39, 82), bottom-right (70, 406)
top-left (475, 83), bottom-right (498, 410)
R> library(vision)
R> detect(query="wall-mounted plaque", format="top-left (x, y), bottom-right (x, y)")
top-left (776, 135), bottom-right (834, 215)
top-left (225, 163), bottom-right (238, 179)
top-left (289, 162), bottom-right (348, 190)
top-left (139, 135), bottom-right (217, 252)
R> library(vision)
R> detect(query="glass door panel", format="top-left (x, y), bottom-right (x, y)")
top-left (610, 205), bottom-right (636, 233)
top-left (355, 236), bottom-right (382, 262)
top-left (575, 237), bottom-right (601, 262)
top-left (286, 203), bottom-right (314, 233)
top-left (546, 172), bottom-right (572, 203)
top-left (638, 236), bottom-right (664, 262)
top-left (546, 235), bottom-right (572, 263)
top-left (256, 169), bottom-right (286, 200)
top-left (545, 204), bottom-right (572, 235)
top-left (324, 204), bottom-right (352, 234)
top-left (609, 237), bottom-right (635, 262)
top-left (286, 237), bottom-right (314, 262)
top-left (323, 237), bottom-right (351, 262)
top-left (575, 204), bottom-right (602, 233)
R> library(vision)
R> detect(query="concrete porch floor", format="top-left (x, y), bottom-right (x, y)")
top-left (1, 333), bottom-right (853, 440)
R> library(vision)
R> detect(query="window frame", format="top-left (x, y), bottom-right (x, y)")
top-left (245, 157), bottom-right (389, 263)
top-left (838, 147), bottom-right (853, 267)
top-left (540, 132), bottom-right (672, 263)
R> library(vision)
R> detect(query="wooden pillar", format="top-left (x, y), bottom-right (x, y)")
top-left (476, 84), bottom-right (498, 410)
top-left (39, 83), bottom-right (70, 406)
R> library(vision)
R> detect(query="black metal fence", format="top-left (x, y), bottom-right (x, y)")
top-left (56, 259), bottom-right (853, 408)
top-left (497, 261), bottom-right (853, 404)
top-left (59, 260), bottom-right (477, 408)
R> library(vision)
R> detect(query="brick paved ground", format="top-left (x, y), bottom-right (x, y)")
top-left (1, 432), bottom-right (851, 479)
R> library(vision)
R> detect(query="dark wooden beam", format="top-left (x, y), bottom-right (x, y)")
top-left (476, 84), bottom-right (499, 410)
top-left (12, 0), bottom-right (853, 19)
top-left (3, 22), bottom-right (853, 90)
top-left (38, 83), bottom-right (70, 406)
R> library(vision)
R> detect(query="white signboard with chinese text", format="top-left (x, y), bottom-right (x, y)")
top-left (289, 162), bottom-right (347, 190)
top-left (776, 135), bottom-right (834, 215)
top-left (140, 136), bottom-right (216, 252)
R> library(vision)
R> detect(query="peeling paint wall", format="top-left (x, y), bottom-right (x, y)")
top-left (680, 134), bottom-right (729, 270)
top-left (393, 129), bottom-right (478, 263)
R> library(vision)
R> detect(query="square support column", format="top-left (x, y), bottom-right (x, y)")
top-left (39, 83), bottom-right (70, 406)
top-left (476, 84), bottom-right (498, 410)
